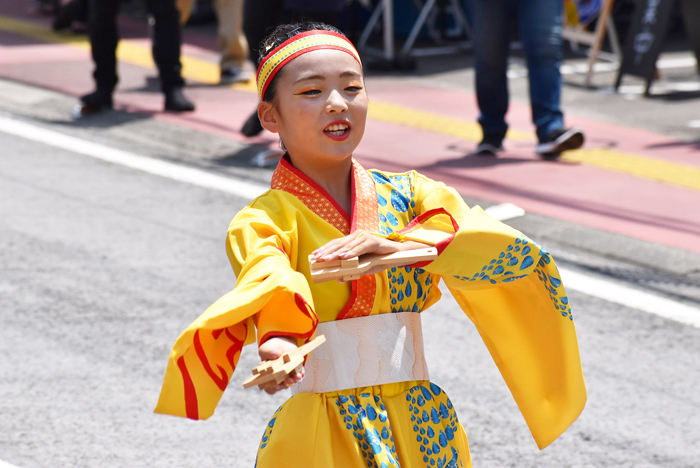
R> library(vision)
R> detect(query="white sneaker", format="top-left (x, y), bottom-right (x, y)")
top-left (220, 67), bottom-right (251, 85)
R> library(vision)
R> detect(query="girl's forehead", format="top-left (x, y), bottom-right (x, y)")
top-left (283, 49), bottom-right (363, 78)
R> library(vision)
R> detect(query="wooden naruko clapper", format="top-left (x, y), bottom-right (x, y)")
top-left (309, 247), bottom-right (438, 283)
top-left (242, 335), bottom-right (326, 390)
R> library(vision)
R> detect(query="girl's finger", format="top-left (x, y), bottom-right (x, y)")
top-left (316, 231), bottom-right (368, 255)
top-left (338, 236), bottom-right (380, 258)
top-left (320, 239), bottom-right (363, 259)
top-left (314, 236), bottom-right (354, 259)
top-left (314, 237), bottom-right (345, 254)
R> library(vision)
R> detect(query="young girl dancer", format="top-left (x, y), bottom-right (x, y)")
top-left (156, 22), bottom-right (586, 468)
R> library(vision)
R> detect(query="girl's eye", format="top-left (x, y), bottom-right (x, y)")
top-left (300, 89), bottom-right (321, 96)
top-left (345, 86), bottom-right (362, 92)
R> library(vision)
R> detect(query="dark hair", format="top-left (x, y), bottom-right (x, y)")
top-left (258, 22), bottom-right (346, 102)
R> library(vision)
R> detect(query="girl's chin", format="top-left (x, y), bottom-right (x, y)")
top-left (287, 138), bottom-right (360, 162)
top-left (288, 147), bottom-right (356, 163)
top-left (315, 140), bottom-right (360, 158)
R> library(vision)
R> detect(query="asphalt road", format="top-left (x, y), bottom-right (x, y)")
top-left (1, 119), bottom-right (700, 468)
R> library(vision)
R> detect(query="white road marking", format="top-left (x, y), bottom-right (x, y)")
top-left (484, 203), bottom-right (525, 222)
top-left (617, 82), bottom-right (700, 95)
top-left (507, 55), bottom-right (697, 79)
top-left (1, 115), bottom-right (699, 328)
top-left (0, 79), bottom-right (66, 105)
top-left (0, 460), bottom-right (21, 468)
top-left (0, 115), bottom-right (269, 200)
top-left (656, 56), bottom-right (699, 69)
top-left (560, 268), bottom-right (700, 328)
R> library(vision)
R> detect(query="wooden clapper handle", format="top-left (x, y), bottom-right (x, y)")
top-left (309, 247), bottom-right (438, 283)
top-left (242, 335), bottom-right (327, 390)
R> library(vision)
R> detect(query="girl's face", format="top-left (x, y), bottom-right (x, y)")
top-left (259, 48), bottom-right (368, 166)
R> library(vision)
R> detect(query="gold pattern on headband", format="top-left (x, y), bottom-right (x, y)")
top-left (256, 31), bottom-right (362, 100)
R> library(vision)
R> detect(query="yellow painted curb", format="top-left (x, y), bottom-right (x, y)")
top-left (561, 148), bottom-right (700, 192)
top-left (0, 15), bottom-right (89, 46)
top-left (367, 101), bottom-right (532, 141)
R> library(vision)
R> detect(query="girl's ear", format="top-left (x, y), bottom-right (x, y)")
top-left (258, 101), bottom-right (280, 134)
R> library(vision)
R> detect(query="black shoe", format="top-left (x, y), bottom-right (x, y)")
top-left (241, 111), bottom-right (263, 137)
top-left (164, 87), bottom-right (195, 112)
top-left (76, 89), bottom-right (113, 116)
top-left (536, 127), bottom-right (584, 157)
top-left (475, 133), bottom-right (504, 156)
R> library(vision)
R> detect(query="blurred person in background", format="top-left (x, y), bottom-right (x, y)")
top-left (240, 0), bottom-right (348, 137)
top-left (31, 0), bottom-right (60, 15)
top-left (78, 0), bottom-right (195, 114)
top-left (177, 0), bottom-right (250, 84)
top-left (52, 0), bottom-right (89, 34)
top-left (471, 0), bottom-right (584, 157)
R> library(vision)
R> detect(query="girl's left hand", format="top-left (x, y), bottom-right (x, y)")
top-left (311, 230), bottom-right (427, 278)
top-left (257, 336), bottom-right (304, 394)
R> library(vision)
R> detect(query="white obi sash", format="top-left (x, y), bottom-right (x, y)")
top-left (291, 312), bottom-right (429, 394)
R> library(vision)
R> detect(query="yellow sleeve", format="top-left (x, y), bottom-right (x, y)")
top-left (380, 172), bottom-right (539, 287)
top-left (394, 172), bottom-right (587, 449)
top-left (155, 204), bottom-right (318, 420)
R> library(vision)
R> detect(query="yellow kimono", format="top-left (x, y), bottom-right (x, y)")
top-left (155, 157), bottom-right (586, 468)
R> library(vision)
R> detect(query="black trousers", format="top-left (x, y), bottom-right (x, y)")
top-left (88, 0), bottom-right (185, 93)
top-left (243, 0), bottom-right (340, 66)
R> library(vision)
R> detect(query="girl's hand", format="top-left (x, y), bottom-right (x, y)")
top-left (312, 231), bottom-right (428, 279)
top-left (257, 336), bottom-right (304, 395)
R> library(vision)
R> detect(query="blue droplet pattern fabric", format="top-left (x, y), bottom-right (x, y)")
top-left (336, 393), bottom-right (400, 467)
top-left (255, 405), bottom-right (282, 465)
top-left (407, 383), bottom-right (465, 468)
top-left (533, 253), bottom-right (573, 320)
top-left (371, 170), bottom-right (435, 313)
top-left (388, 266), bottom-right (434, 312)
top-left (371, 171), bottom-right (417, 237)
top-left (451, 236), bottom-right (533, 285)
top-left (451, 237), bottom-right (572, 320)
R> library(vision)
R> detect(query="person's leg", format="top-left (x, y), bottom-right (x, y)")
top-left (87, 0), bottom-right (120, 96)
top-left (215, 0), bottom-right (250, 82)
top-left (518, 0), bottom-right (583, 154)
top-left (287, 9), bottom-right (340, 27)
top-left (145, 0), bottom-right (185, 92)
top-left (176, 0), bottom-right (195, 25)
top-left (472, 0), bottom-right (514, 148)
top-left (517, 0), bottom-right (565, 141)
top-left (52, 0), bottom-right (80, 31)
top-left (145, 0), bottom-right (194, 111)
top-left (75, 0), bottom-right (89, 30)
top-left (243, 0), bottom-right (287, 63)
top-left (241, 0), bottom-right (288, 136)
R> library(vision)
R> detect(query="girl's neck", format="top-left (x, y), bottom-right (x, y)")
top-left (288, 154), bottom-right (353, 216)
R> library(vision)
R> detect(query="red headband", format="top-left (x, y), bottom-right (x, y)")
top-left (256, 30), bottom-right (363, 100)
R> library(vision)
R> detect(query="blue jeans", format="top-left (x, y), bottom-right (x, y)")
top-left (472, 0), bottom-right (564, 142)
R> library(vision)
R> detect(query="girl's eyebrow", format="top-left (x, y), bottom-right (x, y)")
top-left (295, 74), bottom-right (325, 83)
top-left (294, 70), bottom-right (362, 84)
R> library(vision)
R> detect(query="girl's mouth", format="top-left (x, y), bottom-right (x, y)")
top-left (323, 122), bottom-right (351, 141)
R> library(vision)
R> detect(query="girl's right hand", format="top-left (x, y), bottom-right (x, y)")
top-left (257, 336), bottom-right (305, 395)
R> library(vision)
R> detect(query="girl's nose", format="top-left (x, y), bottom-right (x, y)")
top-left (326, 89), bottom-right (348, 113)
